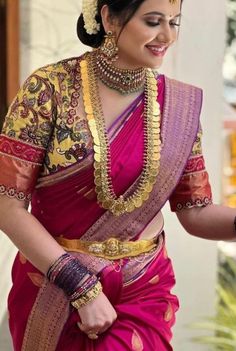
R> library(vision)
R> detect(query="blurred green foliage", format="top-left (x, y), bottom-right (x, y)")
top-left (191, 255), bottom-right (236, 351)
top-left (227, 0), bottom-right (236, 47)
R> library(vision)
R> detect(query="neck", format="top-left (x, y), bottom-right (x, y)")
top-left (113, 57), bottom-right (144, 71)
top-left (91, 51), bottom-right (146, 95)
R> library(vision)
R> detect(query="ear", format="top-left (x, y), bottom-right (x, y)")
top-left (100, 5), bottom-right (117, 33)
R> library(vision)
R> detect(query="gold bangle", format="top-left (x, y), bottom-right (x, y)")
top-left (71, 281), bottom-right (102, 310)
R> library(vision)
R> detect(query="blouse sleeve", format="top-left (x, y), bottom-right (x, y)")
top-left (0, 67), bottom-right (55, 202)
top-left (169, 126), bottom-right (213, 211)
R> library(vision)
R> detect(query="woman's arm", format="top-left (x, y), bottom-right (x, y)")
top-left (0, 196), bottom-right (65, 274)
top-left (0, 195), bottom-right (117, 334)
top-left (176, 204), bottom-right (236, 241)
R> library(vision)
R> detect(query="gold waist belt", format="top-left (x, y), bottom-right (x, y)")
top-left (55, 235), bottom-right (161, 260)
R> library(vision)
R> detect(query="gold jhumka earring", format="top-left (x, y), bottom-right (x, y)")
top-left (169, 0), bottom-right (177, 3)
top-left (95, 31), bottom-right (145, 94)
top-left (99, 31), bottom-right (119, 63)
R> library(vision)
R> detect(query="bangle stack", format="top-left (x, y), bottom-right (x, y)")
top-left (47, 253), bottom-right (102, 308)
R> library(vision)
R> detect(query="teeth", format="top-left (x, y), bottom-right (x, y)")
top-left (148, 47), bottom-right (166, 53)
top-left (153, 48), bottom-right (164, 52)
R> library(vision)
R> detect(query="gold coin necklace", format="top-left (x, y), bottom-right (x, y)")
top-left (80, 52), bottom-right (162, 216)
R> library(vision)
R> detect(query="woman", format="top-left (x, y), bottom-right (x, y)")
top-left (0, 0), bottom-right (235, 350)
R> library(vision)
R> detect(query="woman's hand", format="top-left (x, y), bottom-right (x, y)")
top-left (77, 291), bottom-right (117, 336)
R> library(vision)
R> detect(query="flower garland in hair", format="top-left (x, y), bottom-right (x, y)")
top-left (82, 0), bottom-right (100, 35)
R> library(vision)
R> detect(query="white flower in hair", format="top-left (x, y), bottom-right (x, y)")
top-left (82, 0), bottom-right (101, 35)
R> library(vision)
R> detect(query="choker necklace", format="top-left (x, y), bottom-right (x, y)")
top-left (80, 51), bottom-right (162, 216)
top-left (95, 52), bottom-right (146, 95)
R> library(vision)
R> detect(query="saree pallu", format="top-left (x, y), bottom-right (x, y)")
top-left (3, 60), bottom-right (210, 351)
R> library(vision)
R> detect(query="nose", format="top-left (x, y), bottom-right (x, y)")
top-left (156, 23), bottom-right (174, 44)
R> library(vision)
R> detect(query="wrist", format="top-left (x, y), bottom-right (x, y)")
top-left (71, 281), bottom-right (103, 309)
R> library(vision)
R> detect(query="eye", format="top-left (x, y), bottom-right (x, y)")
top-left (146, 21), bottom-right (160, 27)
top-left (170, 22), bottom-right (180, 27)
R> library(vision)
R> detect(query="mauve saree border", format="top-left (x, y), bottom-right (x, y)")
top-left (22, 280), bottom-right (70, 351)
top-left (167, 87), bottom-right (202, 201)
top-left (155, 77), bottom-right (203, 210)
top-left (108, 92), bottom-right (144, 137)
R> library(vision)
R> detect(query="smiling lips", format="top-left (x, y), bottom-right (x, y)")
top-left (146, 45), bottom-right (168, 57)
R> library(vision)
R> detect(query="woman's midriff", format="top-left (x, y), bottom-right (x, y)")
top-left (138, 211), bottom-right (164, 240)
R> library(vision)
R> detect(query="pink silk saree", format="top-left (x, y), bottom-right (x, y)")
top-left (0, 58), bottom-right (210, 351)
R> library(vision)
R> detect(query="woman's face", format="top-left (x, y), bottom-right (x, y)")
top-left (111, 0), bottom-right (182, 69)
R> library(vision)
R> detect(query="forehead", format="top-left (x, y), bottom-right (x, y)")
top-left (134, 0), bottom-right (181, 16)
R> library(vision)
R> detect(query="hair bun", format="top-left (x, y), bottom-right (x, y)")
top-left (77, 14), bottom-right (105, 48)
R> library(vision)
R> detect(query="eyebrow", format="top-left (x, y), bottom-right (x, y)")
top-left (143, 12), bottom-right (181, 18)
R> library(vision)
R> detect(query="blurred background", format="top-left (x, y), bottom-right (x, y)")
top-left (0, 0), bottom-right (236, 350)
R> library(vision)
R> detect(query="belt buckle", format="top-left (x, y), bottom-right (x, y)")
top-left (104, 238), bottom-right (120, 256)
top-left (87, 238), bottom-right (131, 258)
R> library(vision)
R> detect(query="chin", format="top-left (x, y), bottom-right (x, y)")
top-left (151, 62), bottom-right (162, 69)
top-left (153, 58), bottom-right (163, 69)
top-left (142, 57), bottom-right (163, 70)
top-left (145, 62), bottom-right (163, 70)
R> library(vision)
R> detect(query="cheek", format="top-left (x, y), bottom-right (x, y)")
top-left (172, 29), bottom-right (179, 41)
top-left (123, 23), bottom-right (153, 46)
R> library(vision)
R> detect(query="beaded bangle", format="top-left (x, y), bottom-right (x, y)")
top-left (47, 253), bottom-right (97, 299)
top-left (71, 281), bottom-right (103, 310)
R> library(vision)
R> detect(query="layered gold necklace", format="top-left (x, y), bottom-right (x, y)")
top-left (96, 53), bottom-right (146, 94)
top-left (80, 52), bottom-right (162, 216)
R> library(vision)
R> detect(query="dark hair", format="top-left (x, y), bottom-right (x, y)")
top-left (77, 0), bottom-right (183, 48)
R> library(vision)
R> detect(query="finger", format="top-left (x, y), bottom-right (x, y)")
top-left (77, 322), bottom-right (99, 334)
top-left (87, 332), bottom-right (99, 340)
top-left (77, 322), bottom-right (88, 332)
top-left (77, 323), bottom-right (101, 340)
top-left (97, 320), bottom-right (114, 334)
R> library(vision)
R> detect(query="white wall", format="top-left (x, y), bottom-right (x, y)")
top-left (20, 0), bottom-right (85, 81)
top-left (0, 0), bottom-right (226, 350)
top-left (162, 1), bottom-right (226, 349)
